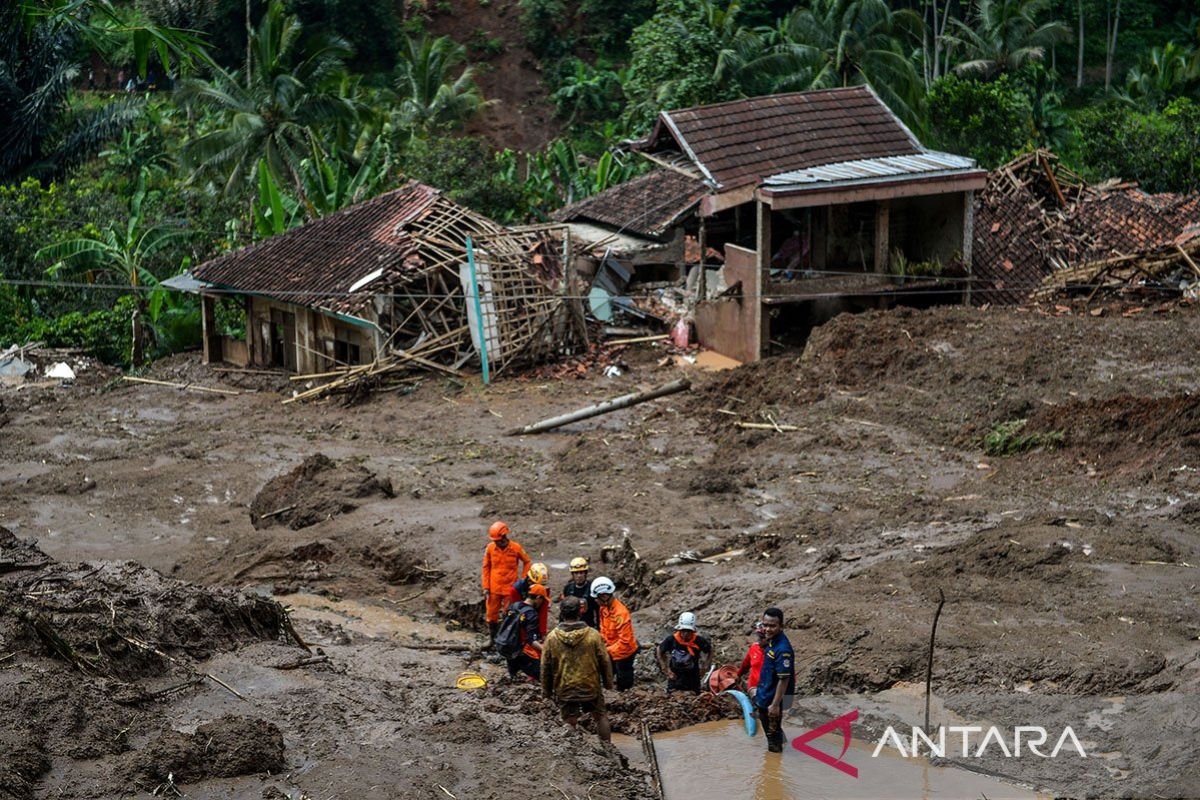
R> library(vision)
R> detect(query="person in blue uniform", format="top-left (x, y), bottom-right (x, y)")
top-left (755, 607), bottom-right (795, 753)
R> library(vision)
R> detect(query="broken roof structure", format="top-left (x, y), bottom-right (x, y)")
top-left (194, 182), bottom-right (461, 321)
top-left (972, 151), bottom-right (1200, 305)
top-left (187, 180), bottom-right (584, 396)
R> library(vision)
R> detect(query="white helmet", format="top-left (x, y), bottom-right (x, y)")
top-left (676, 611), bottom-right (697, 631)
top-left (590, 576), bottom-right (616, 598)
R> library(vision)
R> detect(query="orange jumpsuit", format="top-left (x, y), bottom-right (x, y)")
top-left (482, 540), bottom-right (530, 623)
top-left (598, 598), bottom-right (638, 660)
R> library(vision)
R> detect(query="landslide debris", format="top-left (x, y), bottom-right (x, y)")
top-left (250, 453), bottom-right (394, 530)
top-left (124, 716), bottom-right (285, 787)
top-left (0, 528), bottom-right (288, 680)
top-left (0, 528), bottom-right (298, 799)
top-left (1024, 392), bottom-right (1200, 474)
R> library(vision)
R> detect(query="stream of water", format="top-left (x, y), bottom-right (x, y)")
top-left (634, 719), bottom-right (1051, 800)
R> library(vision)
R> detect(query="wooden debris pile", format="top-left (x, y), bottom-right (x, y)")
top-left (971, 151), bottom-right (1092, 305)
top-left (286, 206), bottom-right (587, 403)
top-left (1033, 239), bottom-right (1200, 302)
top-left (972, 150), bottom-right (1200, 305)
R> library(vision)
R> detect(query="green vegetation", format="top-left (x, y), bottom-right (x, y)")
top-left (2, 0), bottom-right (1198, 368)
top-left (984, 419), bottom-right (1065, 455)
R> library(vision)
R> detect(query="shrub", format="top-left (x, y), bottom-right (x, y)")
top-left (1068, 98), bottom-right (1200, 193)
top-left (927, 74), bottom-right (1034, 169)
top-left (16, 295), bottom-right (138, 366)
top-left (984, 419), bottom-right (1064, 456)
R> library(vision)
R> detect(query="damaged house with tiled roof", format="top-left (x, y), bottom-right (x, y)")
top-left (557, 86), bottom-right (987, 362)
top-left (184, 181), bottom-right (581, 379)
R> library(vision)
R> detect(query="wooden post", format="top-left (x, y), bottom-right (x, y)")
top-left (874, 200), bottom-right (891, 273)
top-left (201, 295), bottom-right (217, 364)
top-left (755, 200), bottom-right (771, 360)
top-left (962, 190), bottom-right (975, 305)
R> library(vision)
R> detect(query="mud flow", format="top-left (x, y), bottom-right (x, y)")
top-left (4, 306), bottom-right (1200, 798)
top-left (631, 720), bottom-right (1050, 800)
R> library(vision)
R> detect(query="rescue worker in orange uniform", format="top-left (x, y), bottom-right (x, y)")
top-left (591, 576), bottom-right (639, 691)
top-left (509, 562), bottom-right (550, 637)
top-left (482, 521), bottom-right (531, 647)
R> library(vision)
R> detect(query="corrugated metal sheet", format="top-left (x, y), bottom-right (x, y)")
top-left (192, 181), bottom-right (440, 315)
top-left (763, 151), bottom-right (978, 189)
top-left (551, 169), bottom-right (707, 238)
top-left (634, 86), bottom-right (923, 191)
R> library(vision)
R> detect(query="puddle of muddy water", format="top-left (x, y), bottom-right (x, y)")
top-left (277, 593), bottom-right (476, 644)
top-left (634, 720), bottom-right (1050, 800)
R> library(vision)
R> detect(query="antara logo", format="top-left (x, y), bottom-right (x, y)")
top-left (790, 711), bottom-right (1088, 778)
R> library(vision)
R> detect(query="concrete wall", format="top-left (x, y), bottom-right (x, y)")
top-left (694, 244), bottom-right (762, 363)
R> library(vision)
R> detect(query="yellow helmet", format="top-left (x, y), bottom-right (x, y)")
top-left (569, 557), bottom-right (589, 573)
top-left (528, 562), bottom-right (549, 584)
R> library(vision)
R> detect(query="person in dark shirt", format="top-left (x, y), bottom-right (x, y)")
top-left (504, 584), bottom-right (549, 680)
top-left (560, 556), bottom-right (598, 628)
top-left (755, 607), bottom-right (795, 753)
top-left (656, 612), bottom-right (712, 693)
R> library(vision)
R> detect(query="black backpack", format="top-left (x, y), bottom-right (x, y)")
top-left (494, 604), bottom-right (528, 658)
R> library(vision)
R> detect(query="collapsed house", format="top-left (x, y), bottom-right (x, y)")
top-left (972, 151), bottom-right (1200, 304)
top-left (555, 86), bottom-right (987, 362)
top-left (180, 181), bottom-right (584, 397)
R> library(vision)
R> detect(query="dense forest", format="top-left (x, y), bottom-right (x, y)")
top-left (2, 0), bottom-right (1198, 365)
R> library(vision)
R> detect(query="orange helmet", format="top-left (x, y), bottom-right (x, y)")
top-left (488, 521), bottom-right (510, 540)
top-left (528, 563), bottom-right (548, 584)
top-left (528, 584), bottom-right (550, 600)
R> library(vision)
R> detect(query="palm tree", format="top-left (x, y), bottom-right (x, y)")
top-left (0, 10), bottom-right (139, 180)
top-left (779, 0), bottom-right (926, 127)
top-left (36, 170), bottom-right (187, 364)
top-left (176, 0), bottom-right (359, 214)
top-left (392, 34), bottom-right (488, 136)
top-left (1124, 42), bottom-right (1198, 111)
top-left (948, 0), bottom-right (1070, 79)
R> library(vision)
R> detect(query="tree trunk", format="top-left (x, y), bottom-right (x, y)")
top-left (131, 306), bottom-right (145, 367)
top-left (245, 0), bottom-right (253, 83)
top-left (1076, 0), bottom-right (1084, 88)
top-left (1105, 0), bottom-right (1121, 91)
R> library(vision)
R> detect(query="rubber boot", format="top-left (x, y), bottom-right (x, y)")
top-left (488, 622), bottom-right (499, 650)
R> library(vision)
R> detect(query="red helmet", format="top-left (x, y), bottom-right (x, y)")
top-left (488, 521), bottom-right (510, 540)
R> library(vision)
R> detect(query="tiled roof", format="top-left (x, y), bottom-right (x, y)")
top-left (636, 86), bottom-right (923, 191)
top-left (1070, 188), bottom-right (1200, 259)
top-left (550, 169), bottom-right (707, 238)
top-left (193, 181), bottom-right (440, 316)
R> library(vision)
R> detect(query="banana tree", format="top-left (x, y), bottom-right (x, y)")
top-left (36, 171), bottom-right (187, 365)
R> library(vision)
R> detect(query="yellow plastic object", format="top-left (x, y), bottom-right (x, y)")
top-left (456, 671), bottom-right (487, 690)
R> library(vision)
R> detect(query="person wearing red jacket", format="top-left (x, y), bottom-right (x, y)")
top-left (481, 521), bottom-right (530, 647)
top-left (735, 621), bottom-right (765, 695)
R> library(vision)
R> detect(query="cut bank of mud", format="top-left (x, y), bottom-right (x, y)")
top-left (2, 304), bottom-right (1199, 798)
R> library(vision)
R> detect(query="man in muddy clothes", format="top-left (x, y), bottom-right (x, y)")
top-left (560, 556), bottom-right (598, 628)
top-left (541, 597), bottom-right (614, 742)
top-left (656, 612), bottom-right (711, 693)
top-left (755, 607), bottom-right (795, 753)
top-left (482, 520), bottom-right (531, 648)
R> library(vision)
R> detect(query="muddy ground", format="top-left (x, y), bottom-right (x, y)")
top-left (1, 304), bottom-right (1198, 799)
